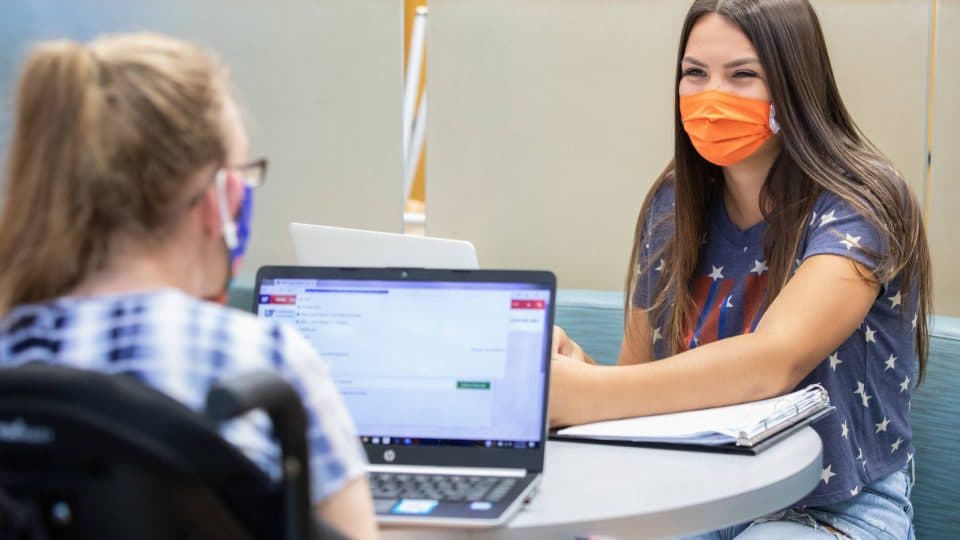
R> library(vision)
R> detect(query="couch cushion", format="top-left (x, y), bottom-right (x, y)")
top-left (911, 316), bottom-right (960, 538)
top-left (227, 276), bottom-right (256, 313)
top-left (554, 290), bottom-right (624, 365)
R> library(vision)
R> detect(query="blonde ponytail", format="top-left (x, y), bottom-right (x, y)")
top-left (0, 33), bottom-right (229, 314)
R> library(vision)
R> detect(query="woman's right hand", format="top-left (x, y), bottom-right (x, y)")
top-left (552, 325), bottom-right (596, 365)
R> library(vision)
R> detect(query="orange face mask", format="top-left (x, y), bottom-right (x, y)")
top-left (679, 90), bottom-right (780, 167)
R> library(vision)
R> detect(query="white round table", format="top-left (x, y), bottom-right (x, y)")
top-left (382, 427), bottom-right (823, 539)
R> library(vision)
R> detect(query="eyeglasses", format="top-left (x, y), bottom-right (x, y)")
top-left (226, 157), bottom-right (268, 189)
top-left (183, 157), bottom-right (268, 210)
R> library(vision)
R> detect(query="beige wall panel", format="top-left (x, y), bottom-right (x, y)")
top-left (0, 0), bottom-right (404, 274)
top-left (427, 0), bottom-right (930, 291)
top-left (428, 0), bottom-right (682, 290)
top-left (814, 0), bottom-right (930, 198)
top-left (930, 0), bottom-right (960, 316)
top-left (226, 0), bottom-right (405, 272)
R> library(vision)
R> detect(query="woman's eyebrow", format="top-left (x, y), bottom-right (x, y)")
top-left (724, 57), bottom-right (761, 68)
top-left (680, 57), bottom-right (760, 69)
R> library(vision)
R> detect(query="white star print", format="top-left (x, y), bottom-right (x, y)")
top-left (750, 259), bottom-right (768, 275)
top-left (819, 210), bottom-right (838, 227)
top-left (840, 233), bottom-right (862, 251)
top-left (828, 352), bottom-right (843, 371)
top-left (841, 421), bottom-right (849, 439)
top-left (708, 266), bottom-right (725, 281)
top-left (725, 296), bottom-right (734, 309)
top-left (899, 376), bottom-right (911, 393)
top-left (854, 382), bottom-right (872, 408)
top-left (652, 326), bottom-right (663, 343)
top-left (655, 259), bottom-right (665, 272)
top-left (865, 325), bottom-right (877, 344)
top-left (809, 211), bottom-right (818, 227)
top-left (850, 486), bottom-right (860, 497)
top-left (888, 290), bottom-right (902, 309)
top-left (884, 354), bottom-right (897, 371)
top-left (891, 437), bottom-right (903, 453)
top-left (912, 312), bottom-right (918, 330)
top-left (875, 417), bottom-right (890, 434)
top-left (856, 447), bottom-right (864, 461)
top-left (907, 452), bottom-right (914, 462)
top-left (821, 465), bottom-right (836, 485)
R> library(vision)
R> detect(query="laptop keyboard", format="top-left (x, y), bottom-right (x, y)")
top-left (370, 473), bottom-right (518, 504)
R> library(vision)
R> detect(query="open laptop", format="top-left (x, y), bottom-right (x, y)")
top-left (254, 266), bottom-right (555, 527)
top-left (289, 223), bottom-right (479, 269)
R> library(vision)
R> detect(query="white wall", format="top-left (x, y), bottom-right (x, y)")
top-left (0, 0), bottom-right (405, 274)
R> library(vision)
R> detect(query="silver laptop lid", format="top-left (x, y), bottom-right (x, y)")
top-left (289, 223), bottom-right (478, 269)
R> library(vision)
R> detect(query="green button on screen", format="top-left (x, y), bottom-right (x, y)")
top-left (457, 381), bottom-right (491, 390)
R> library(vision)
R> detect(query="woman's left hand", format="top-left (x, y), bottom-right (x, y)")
top-left (548, 354), bottom-right (602, 427)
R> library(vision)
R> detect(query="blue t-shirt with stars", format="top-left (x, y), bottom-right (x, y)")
top-left (635, 183), bottom-right (917, 507)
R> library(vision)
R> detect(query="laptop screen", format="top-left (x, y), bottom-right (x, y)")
top-left (257, 275), bottom-right (552, 451)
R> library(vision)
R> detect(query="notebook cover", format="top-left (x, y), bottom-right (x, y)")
top-left (548, 407), bottom-right (834, 455)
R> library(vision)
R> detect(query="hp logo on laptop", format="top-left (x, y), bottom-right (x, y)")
top-left (384, 450), bottom-right (396, 462)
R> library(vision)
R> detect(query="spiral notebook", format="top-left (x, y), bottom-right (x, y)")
top-left (551, 385), bottom-right (833, 455)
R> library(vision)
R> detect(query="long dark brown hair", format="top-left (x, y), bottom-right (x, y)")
top-left (626, 0), bottom-right (932, 382)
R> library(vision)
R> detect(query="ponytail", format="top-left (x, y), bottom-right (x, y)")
top-left (0, 34), bottom-right (229, 314)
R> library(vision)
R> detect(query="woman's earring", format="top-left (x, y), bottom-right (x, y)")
top-left (769, 104), bottom-right (782, 134)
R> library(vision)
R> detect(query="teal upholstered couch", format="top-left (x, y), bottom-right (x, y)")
top-left (228, 282), bottom-right (959, 537)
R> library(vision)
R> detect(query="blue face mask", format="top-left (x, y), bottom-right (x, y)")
top-left (231, 185), bottom-right (254, 269)
top-left (215, 171), bottom-right (254, 275)
top-left (207, 159), bottom-right (265, 303)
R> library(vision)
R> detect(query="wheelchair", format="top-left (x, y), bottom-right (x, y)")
top-left (0, 363), bottom-right (349, 540)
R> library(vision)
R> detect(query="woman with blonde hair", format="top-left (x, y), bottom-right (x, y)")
top-left (0, 33), bottom-right (377, 539)
top-left (550, 0), bottom-right (929, 537)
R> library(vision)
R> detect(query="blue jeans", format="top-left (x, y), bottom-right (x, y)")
top-left (682, 467), bottom-right (915, 539)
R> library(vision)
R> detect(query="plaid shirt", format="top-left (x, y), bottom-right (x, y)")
top-left (0, 288), bottom-right (366, 503)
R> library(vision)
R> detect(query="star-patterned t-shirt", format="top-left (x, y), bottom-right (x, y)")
top-left (635, 183), bottom-right (917, 507)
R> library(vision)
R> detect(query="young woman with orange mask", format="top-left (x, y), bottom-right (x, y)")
top-left (550, 1), bottom-right (929, 537)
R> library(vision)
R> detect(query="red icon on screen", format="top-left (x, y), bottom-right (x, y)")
top-left (260, 294), bottom-right (297, 305)
top-left (510, 299), bottom-right (545, 310)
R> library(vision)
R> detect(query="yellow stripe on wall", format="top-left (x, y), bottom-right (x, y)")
top-left (405, 0), bottom-right (428, 206)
